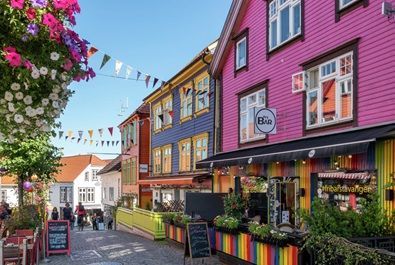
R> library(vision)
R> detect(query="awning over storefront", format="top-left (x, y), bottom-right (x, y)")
top-left (138, 173), bottom-right (210, 185)
top-left (318, 172), bottom-right (370, 180)
top-left (196, 123), bottom-right (395, 169)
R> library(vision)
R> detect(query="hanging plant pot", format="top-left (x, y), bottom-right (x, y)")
top-left (0, 0), bottom-right (94, 142)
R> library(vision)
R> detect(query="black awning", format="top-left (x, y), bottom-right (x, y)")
top-left (196, 123), bottom-right (395, 169)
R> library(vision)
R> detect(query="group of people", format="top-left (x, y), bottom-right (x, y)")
top-left (51, 202), bottom-right (86, 231)
top-left (51, 202), bottom-right (113, 231)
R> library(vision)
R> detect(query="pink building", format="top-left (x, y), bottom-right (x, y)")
top-left (198, 0), bottom-right (395, 231)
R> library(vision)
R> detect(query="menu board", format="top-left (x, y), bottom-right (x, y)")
top-left (46, 220), bottom-right (70, 256)
top-left (185, 222), bottom-right (211, 260)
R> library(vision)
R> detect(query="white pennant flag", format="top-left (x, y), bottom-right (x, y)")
top-left (126, 66), bottom-right (133, 79)
top-left (115, 60), bottom-right (123, 76)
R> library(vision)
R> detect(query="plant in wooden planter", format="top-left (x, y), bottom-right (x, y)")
top-left (223, 193), bottom-right (247, 221)
top-left (214, 215), bottom-right (240, 234)
top-left (173, 213), bottom-right (191, 227)
top-left (162, 212), bottom-right (176, 224)
top-left (248, 221), bottom-right (289, 247)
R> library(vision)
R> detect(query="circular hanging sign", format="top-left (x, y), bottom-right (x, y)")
top-left (255, 108), bottom-right (277, 134)
top-left (308, 149), bottom-right (316, 158)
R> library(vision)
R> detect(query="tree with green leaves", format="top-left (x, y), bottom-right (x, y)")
top-left (0, 135), bottom-right (62, 206)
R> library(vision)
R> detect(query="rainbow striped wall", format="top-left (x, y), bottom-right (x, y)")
top-left (165, 223), bottom-right (185, 244)
top-left (215, 231), bottom-right (298, 265)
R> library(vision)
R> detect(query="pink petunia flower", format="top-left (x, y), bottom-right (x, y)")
top-left (63, 59), bottom-right (73, 71)
top-left (23, 60), bottom-right (33, 70)
top-left (52, 0), bottom-right (68, 9)
top-left (5, 52), bottom-right (22, 67)
top-left (3, 46), bottom-right (16, 54)
top-left (42, 13), bottom-right (57, 28)
top-left (26, 8), bottom-right (36, 20)
top-left (10, 0), bottom-right (24, 9)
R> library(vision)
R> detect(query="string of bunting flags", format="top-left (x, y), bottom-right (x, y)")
top-left (61, 136), bottom-right (120, 147)
top-left (86, 43), bottom-right (166, 89)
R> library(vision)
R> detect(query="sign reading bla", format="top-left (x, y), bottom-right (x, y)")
top-left (254, 108), bottom-right (277, 134)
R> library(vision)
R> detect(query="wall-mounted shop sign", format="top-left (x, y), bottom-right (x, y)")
top-left (254, 108), bottom-right (277, 134)
top-left (320, 184), bottom-right (374, 195)
top-left (139, 164), bottom-right (148, 173)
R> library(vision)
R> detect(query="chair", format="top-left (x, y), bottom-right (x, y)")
top-left (15, 230), bottom-right (34, 237)
top-left (2, 236), bottom-right (26, 265)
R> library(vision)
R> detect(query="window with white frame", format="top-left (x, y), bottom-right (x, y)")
top-left (87, 188), bottom-right (95, 203)
top-left (240, 88), bottom-right (266, 143)
top-left (163, 97), bottom-right (173, 126)
top-left (193, 133), bottom-right (208, 168)
top-left (162, 145), bottom-right (172, 174)
top-left (153, 104), bottom-right (162, 131)
top-left (196, 76), bottom-right (210, 111)
top-left (269, 0), bottom-right (301, 50)
top-left (92, 169), bottom-right (98, 181)
top-left (84, 172), bottom-right (89, 181)
top-left (60, 186), bottom-right (72, 203)
top-left (236, 37), bottom-right (247, 70)
top-left (78, 188), bottom-right (86, 202)
top-left (339, 0), bottom-right (358, 9)
top-left (109, 187), bottom-right (114, 201)
top-left (179, 139), bottom-right (191, 171)
top-left (153, 148), bottom-right (162, 175)
top-left (180, 89), bottom-right (193, 119)
top-left (306, 52), bottom-right (353, 128)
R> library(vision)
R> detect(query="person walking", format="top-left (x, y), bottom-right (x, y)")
top-left (63, 203), bottom-right (74, 230)
top-left (51, 207), bottom-right (59, 220)
top-left (75, 202), bottom-right (86, 231)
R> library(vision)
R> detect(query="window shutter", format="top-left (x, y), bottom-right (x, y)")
top-left (292, 71), bottom-right (306, 93)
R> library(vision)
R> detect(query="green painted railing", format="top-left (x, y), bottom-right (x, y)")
top-left (116, 207), bottom-right (167, 240)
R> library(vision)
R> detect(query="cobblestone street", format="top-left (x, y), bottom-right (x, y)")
top-left (41, 229), bottom-right (221, 265)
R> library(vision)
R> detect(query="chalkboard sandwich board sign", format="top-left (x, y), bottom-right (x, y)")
top-left (46, 220), bottom-right (71, 256)
top-left (184, 222), bottom-right (211, 263)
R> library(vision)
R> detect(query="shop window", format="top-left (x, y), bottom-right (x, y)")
top-left (268, 178), bottom-right (300, 226)
top-left (179, 139), bottom-right (191, 172)
top-left (162, 145), bottom-right (172, 174)
top-left (193, 133), bottom-right (209, 169)
top-left (269, 0), bottom-right (301, 51)
top-left (195, 75), bottom-right (210, 112)
top-left (153, 103), bottom-right (162, 131)
top-left (153, 148), bottom-right (162, 175)
top-left (180, 88), bottom-right (193, 119)
top-left (305, 52), bottom-right (353, 128)
top-left (239, 88), bottom-right (266, 143)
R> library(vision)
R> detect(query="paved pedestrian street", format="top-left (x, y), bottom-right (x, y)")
top-left (42, 229), bottom-right (221, 265)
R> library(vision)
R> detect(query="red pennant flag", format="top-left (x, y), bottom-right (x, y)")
top-left (87, 47), bottom-right (98, 58)
top-left (168, 110), bottom-right (174, 118)
top-left (108, 127), bottom-right (113, 136)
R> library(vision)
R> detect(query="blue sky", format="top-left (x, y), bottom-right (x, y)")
top-left (52, 0), bottom-right (232, 159)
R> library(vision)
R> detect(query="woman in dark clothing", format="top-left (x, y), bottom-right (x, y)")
top-left (75, 202), bottom-right (86, 231)
top-left (63, 202), bottom-right (74, 230)
top-left (51, 207), bottom-right (59, 220)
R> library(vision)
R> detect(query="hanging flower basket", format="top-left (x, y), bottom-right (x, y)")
top-left (0, 0), bottom-right (95, 141)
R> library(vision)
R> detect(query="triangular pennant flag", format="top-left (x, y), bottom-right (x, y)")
top-left (98, 128), bottom-right (103, 137)
top-left (112, 141), bottom-right (115, 146)
top-left (101, 140), bottom-right (104, 146)
top-left (71, 137), bottom-right (75, 141)
top-left (168, 110), bottom-right (174, 118)
top-left (125, 66), bottom-right (133, 79)
top-left (145, 75), bottom-right (151, 88)
top-left (139, 120), bottom-right (144, 126)
top-left (116, 141), bottom-right (119, 146)
top-left (84, 138), bottom-right (87, 145)
top-left (87, 47), bottom-right (98, 58)
top-left (182, 87), bottom-right (187, 94)
top-left (83, 39), bottom-right (91, 45)
top-left (65, 136), bottom-right (69, 140)
top-left (136, 71), bottom-right (142, 81)
top-left (58, 131), bottom-right (64, 139)
top-left (107, 141), bottom-right (110, 147)
top-left (115, 60), bottom-right (123, 76)
top-left (88, 129), bottom-right (94, 139)
top-left (78, 130), bottom-right (83, 138)
top-left (96, 141), bottom-right (99, 147)
top-left (186, 88), bottom-right (192, 95)
top-left (67, 130), bottom-right (73, 138)
top-left (100, 54), bottom-right (111, 69)
top-left (158, 114), bottom-right (164, 122)
top-left (199, 97), bottom-right (206, 105)
top-left (131, 138), bottom-right (134, 144)
top-left (108, 127), bottom-right (113, 136)
top-left (89, 140), bottom-right (93, 146)
top-left (152, 77), bottom-right (159, 88)
top-left (77, 138), bottom-right (81, 144)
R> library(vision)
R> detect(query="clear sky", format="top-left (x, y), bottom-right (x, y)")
top-left (52, 0), bottom-right (232, 159)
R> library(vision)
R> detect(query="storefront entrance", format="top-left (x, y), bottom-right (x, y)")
top-left (268, 177), bottom-right (300, 226)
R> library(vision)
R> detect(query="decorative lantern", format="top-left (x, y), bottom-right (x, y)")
top-left (23, 181), bottom-right (33, 191)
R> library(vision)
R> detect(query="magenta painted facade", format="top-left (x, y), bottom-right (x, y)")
top-left (217, 0), bottom-right (395, 153)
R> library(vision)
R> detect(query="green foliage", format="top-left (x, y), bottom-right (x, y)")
top-left (223, 193), bottom-right (247, 220)
top-left (214, 215), bottom-right (240, 230)
top-left (5, 205), bottom-right (42, 234)
top-left (300, 195), bottom-right (393, 238)
top-left (173, 213), bottom-right (192, 226)
top-left (162, 212), bottom-right (176, 223)
top-left (248, 221), bottom-right (288, 242)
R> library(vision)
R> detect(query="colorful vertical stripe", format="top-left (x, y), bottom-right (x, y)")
top-left (215, 231), bottom-right (298, 265)
top-left (165, 224), bottom-right (185, 243)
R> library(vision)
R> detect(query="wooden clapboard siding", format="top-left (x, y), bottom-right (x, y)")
top-left (219, 0), bottom-right (395, 152)
top-left (150, 65), bottom-right (216, 174)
